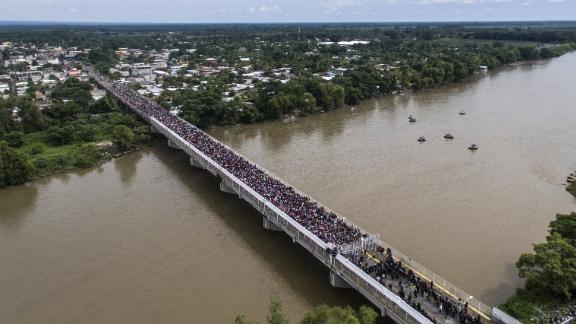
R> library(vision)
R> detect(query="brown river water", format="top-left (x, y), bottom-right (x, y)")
top-left (2, 52), bottom-right (576, 323)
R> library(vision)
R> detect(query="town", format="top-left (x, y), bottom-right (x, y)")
top-left (3, 25), bottom-right (573, 129)
top-left (1, 22), bottom-right (576, 324)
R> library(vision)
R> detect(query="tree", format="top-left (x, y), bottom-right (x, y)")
top-left (301, 305), bottom-right (377, 324)
top-left (516, 233), bottom-right (576, 299)
top-left (549, 212), bottom-right (576, 246)
top-left (50, 78), bottom-right (93, 108)
top-left (266, 297), bottom-right (289, 324)
top-left (3, 131), bottom-right (25, 148)
top-left (44, 101), bottom-right (83, 122)
top-left (234, 299), bottom-right (378, 324)
top-left (0, 141), bottom-right (33, 187)
top-left (18, 100), bottom-right (47, 133)
top-left (357, 306), bottom-right (378, 324)
top-left (1, 48), bottom-right (9, 61)
top-left (46, 126), bottom-right (75, 145)
top-left (519, 46), bottom-right (540, 60)
top-left (112, 125), bottom-right (135, 150)
top-left (89, 97), bottom-right (114, 114)
top-left (234, 315), bottom-right (257, 324)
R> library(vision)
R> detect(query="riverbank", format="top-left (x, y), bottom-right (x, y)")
top-left (175, 41), bottom-right (576, 129)
top-left (0, 111), bottom-right (152, 188)
top-left (500, 214), bottom-right (576, 323)
top-left (2, 46), bottom-right (576, 324)
top-left (499, 170), bottom-right (576, 322)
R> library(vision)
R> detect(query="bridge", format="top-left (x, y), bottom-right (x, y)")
top-left (90, 70), bottom-right (520, 324)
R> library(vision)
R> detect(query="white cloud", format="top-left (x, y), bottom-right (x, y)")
top-left (321, 0), bottom-right (362, 13)
top-left (418, 0), bottom-right (475, 4)
top-left (248, 5), bottom-right (283, 13)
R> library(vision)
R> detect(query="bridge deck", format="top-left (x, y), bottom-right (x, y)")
top-left (89, 71), bottom-right (507, 324)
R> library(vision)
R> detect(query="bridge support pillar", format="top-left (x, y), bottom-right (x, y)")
top-left (150, 126), bottom-right (160, 134)
top-left (263, 217), bottom-right (282, 232)
top-left (219, 181), bottom-right (236, 194)
top-left (190, 157), bottom-right (203, 169)
top-left (329, 271), bottom-right (352, 289)
top-left (167, 139), bottom-right (180, 150)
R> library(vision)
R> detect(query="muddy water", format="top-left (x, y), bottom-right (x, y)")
top-left (0, 146), bottom-right (370, 323)
top-left (209, 53), bottom-right (576, 304)
top-left (1, 53), bottom-right (576, 323)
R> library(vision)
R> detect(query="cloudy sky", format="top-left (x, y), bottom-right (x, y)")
top-left (1, 0), bottom-right (575, 23)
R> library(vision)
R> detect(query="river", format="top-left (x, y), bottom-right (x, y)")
top-left (2, 52), bottom-right (576, 323)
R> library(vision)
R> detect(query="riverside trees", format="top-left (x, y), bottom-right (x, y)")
top-left (0, 78), bottom-right (151, 186)
top-left (0, 140), bottom-right (32, 187)
top-left (504, 212), bottom-right (576, 322)
top-left (234, 297), bottom-right (378, 324)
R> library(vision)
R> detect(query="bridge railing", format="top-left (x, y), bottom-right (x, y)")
top-left (148, 116), bottom-right (335, 265)
top-left (92, 72), bottom-right (371, 240)
top-left (374, 240), bottom-right (492, 318)
top-left (334, 255), bottom-right (432, 324)
top-left (93, 73), bottom-right (495, 323)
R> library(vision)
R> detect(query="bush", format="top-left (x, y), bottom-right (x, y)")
top-left (33, 156), bottom-right (49, 169)
top-left (3, 131), bottom-right (25, 147)
top-left (29, 144), bottom-right (45, 155)
top-left (0, 141), bottom-right (33, 187)
top-left (46, 126), bottom-right (75, 145)
top-left (73, 125), bottom-right (98, 143)
top-left (112, 125), bottom-right (135, 150)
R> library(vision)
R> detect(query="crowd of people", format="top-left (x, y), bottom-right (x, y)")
top-left (92, 72), bottom-right (489, 324)
top-left (92, 74), bottom-right (362, 246)
top-left (541, 304), bottom-right (575, 324)
top-left (349, 248), bottom-right (483, 324)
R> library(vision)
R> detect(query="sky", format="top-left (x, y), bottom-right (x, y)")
top-left (1, 0), bottom-right (575, 23)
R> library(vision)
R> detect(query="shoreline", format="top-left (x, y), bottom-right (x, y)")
top-left (4, 53), bottom-right (574, 190)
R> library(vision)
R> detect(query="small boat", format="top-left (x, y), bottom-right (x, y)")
top-left (468, 144), bottom-right (479, 151)
top-left (408, 115), bottom-right (416, 123)
top-left (418, 136), bottom-right (426, 142)
top-left (459, 110), bottom-right (466, 115)
top-left (444, 133), bottom-right (454, 139)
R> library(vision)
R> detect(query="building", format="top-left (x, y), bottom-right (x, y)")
top-left (13, 70), bottom-right (43, 82)
top-left (67, 68), bottom-right (82, 78)
top-left (0, 82), bottom-right (10, 95)
top-left (130, 63), bottom-right (152, 76)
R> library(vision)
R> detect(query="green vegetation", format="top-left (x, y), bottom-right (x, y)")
top-left (2, 23), bottom-right (576, 187)
top-left (2, 24), bottom-right (576, 131)
top-left (0, 78), bottom-right (151, 187)
top-left (0, 140), bottom-right (33, 187)
top-left (112, 125), bottom-right (136, 150)
top-left (502, 212), bottom-right (576, 323)
top-left (147, 25), bottom-right (576, 128)
top-left (567, 182), bottom-right (576, 198)
top-left (234, 297), bottom-right (378, 324)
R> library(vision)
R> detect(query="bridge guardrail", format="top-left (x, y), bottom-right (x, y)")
top-left (334, 255), bottom-right (433, 324)
top-left (149, 117), bottom-right (334, 264)
top-left (93, 74), bottom-right (497, 323)
top-left (374, 240), bottom-right (492, 317)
